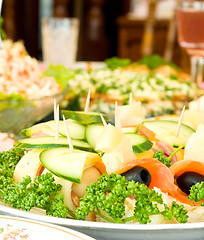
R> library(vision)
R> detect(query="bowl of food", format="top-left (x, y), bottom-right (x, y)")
top-left (0, 40), bottom-right (68, 136)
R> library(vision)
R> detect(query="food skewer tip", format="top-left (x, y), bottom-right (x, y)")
top-left (84, 90), bottom-right (91, 113)
top-left (62, 115), bottom-right (74, 152)
top-left (129, 93), bottom-right (133, 105)
top-left (115, 101), bottom-right (121, 129)
top-left (53, 98), bottom-right (57, 122)
top-left (176, 105), bottom-right (185, 137)
top-left (55, 104), bottom-right (59, 141)
top-left (100, 114), bottom-right (107, 126)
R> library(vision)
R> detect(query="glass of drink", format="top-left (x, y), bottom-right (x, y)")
top-left (41, 18), bottom-right (79, 68)
top-left (176, 1), bottom-right (204, 83)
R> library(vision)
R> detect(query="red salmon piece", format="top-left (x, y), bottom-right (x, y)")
top-left (170, 160), bottom-right (204, 206)
top-left (114, 158), bottom-right (177, 194)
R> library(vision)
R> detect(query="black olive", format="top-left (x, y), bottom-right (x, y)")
top-left (176, 171), bottom-right (204, 195)
top-left (121, 166), bottom-right (151, 187)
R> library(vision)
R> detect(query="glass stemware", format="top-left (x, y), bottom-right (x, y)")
top-left (176, 0), bottom-right (204, 84)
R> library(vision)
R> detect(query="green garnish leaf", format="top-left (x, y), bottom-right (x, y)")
top-left (188, 182), bottom-right (204, 205)
top-left (0, 17), bottom-right (6, 40)
top-left (0, 92), bottom-right (26, 101)
top-left (0, 148), bottom-right (73, 218)
top-left (153, 150), bottom-right (171, 167)
top-left (0, 148), bottom-right (25, 178)
top-left (105, 57), bottom-right (131, 69)
top-left (0, 172), bottom-right (72, 218)
top-left (137, 55), bottom-right (178, 70)
top-left (153, 145), bottom-right (183, 168)
top-left (42, 64), bottom-right (75, 88)
top-left (75, 173), bottom-right (188, 224)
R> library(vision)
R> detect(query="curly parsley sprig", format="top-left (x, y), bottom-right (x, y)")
top-left (0, 148), bottom-right (25, 178)
top-left (0, 173), bottom-right (74, 218)
top-left (188, 182), bottom-right (204, 206)
top-left (75, 173), bottom-right (188, 224)
top-left (0, 148), bottom-right (74, 218)
top-left (153, 145), bottom-right (183, 167)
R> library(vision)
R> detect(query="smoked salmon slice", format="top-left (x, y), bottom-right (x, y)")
top-left (137, 125), bottom-right (159, 142)
top-left (169, 160), bottom-right (204, 206)
top-left (114, 158), bottom-right (177, 194)
top-left (114, 158), bottom-right (203, 206)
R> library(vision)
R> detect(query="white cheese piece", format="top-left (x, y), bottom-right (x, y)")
top-left (118, 101), bottom-right (146, 127)
top-left (102, 136), bottom-right (136, 174)
top-left (184, 124), bottom-right (204, 162)
top-left (95, 124), bottom-right (124, 152)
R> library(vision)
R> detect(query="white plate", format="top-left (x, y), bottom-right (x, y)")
top-left (73, 61), bottom-right (105, 69)
top-left (0, 215), bottom-right (95, 240)
top-left (0, 204), bottom-right (204, 240)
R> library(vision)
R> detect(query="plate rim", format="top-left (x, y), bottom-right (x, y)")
top-left (0, 214), bottom-right (96, 240)
top-left (1, 203), bottom-right (204, 231)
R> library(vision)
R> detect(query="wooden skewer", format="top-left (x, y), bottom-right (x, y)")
top-left (198, 98), bottom-right (201, 111)
top-left (115, 101), bottom-right (121, 129)
top-left (115, 101), bottom-right (118, 128)
top-left (129, 93), bottom-right (133, 105)
top-left (176, 105), bottom-right (186, 137)
top-left (53, 98), bottom-right (57, 121)
top-left (84, 90), bottom-right (91, 113)
top-left (100, 114), bottom-right (107, 126)
top-left (62, 115), bottom-right (74, 152)
top-left (55, 104), bottom-right (59, 141)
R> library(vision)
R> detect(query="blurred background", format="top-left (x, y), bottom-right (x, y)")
top-left (1, 0), bottom-right (190, 72)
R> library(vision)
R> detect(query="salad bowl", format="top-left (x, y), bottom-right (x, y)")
top-left (0, 88), bottom-right (67, 137)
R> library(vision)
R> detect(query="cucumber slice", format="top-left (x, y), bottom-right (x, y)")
top-left (16, 136), bottom-right (94, 152)
top-left (122, 127), bottom-right (138, 134)
top-left (40, 147), bottom-right (87, 183)
top-left (61, 110), bottom-right (110, 125)
top-left (85, 123), bottom-right (151, 153)
top-left (85, 123), bottom-right (104, 148)
top-left (142, 120), bottom-right (195, 147)
top-left (21, 120), bottom-right (86, 140)
top-left (125, 133), bottom-right (153, 153)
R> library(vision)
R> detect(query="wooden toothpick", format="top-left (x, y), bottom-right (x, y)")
top-left (62, 115), bottom-right (74, 152)
top-left (84, 90), bottom-right (91, 113)
top-left (100, 114), bottom-right (107, 126)
top-left (129, 93), bottom-right (133, 105)
top-left (115, 101), bottom-right (121, 129)
top-left (55, 104), bottom-right (59, 141)
top-left (198, 98), bottom-right (201, 111)
top-left (176, 105), bottom-right (185, 137)
top-left (53, 98), bottom-right (57, 121)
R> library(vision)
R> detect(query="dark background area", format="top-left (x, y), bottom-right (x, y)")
top-left (1, 0), bottom-right (190, 72)
top-left (2, 0), bottom-right (131, 60)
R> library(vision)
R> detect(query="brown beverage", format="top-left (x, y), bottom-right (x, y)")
top-left (177, 8), bottom-right (204, 56)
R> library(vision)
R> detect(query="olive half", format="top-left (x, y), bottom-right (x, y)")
top-left (121, 166), bottom-right (151, 187)
top-left (176, 171), bottom-right (204, 195)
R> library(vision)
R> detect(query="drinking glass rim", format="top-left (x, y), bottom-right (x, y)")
top-left (41, 17), bottom-right (79, 27)
top-left (177, 1), bottom-right (204, 10)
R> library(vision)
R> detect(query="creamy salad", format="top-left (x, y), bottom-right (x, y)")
top-left (65, 67), bottom-right (202, 117)
top-left (0, 40), bottom-right (61, 100)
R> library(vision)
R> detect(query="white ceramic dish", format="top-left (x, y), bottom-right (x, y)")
top-left (73, 61), bottom-right (105, 69)
top-left (0, 204), bottom-right (204, 240)
top-left (0, 215), bottom-right (95, 240)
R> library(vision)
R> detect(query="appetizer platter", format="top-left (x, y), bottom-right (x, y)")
top-left (1, 39), bottom-right (204, 239)
top-left (1, 95), bottom-right (204, 240)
